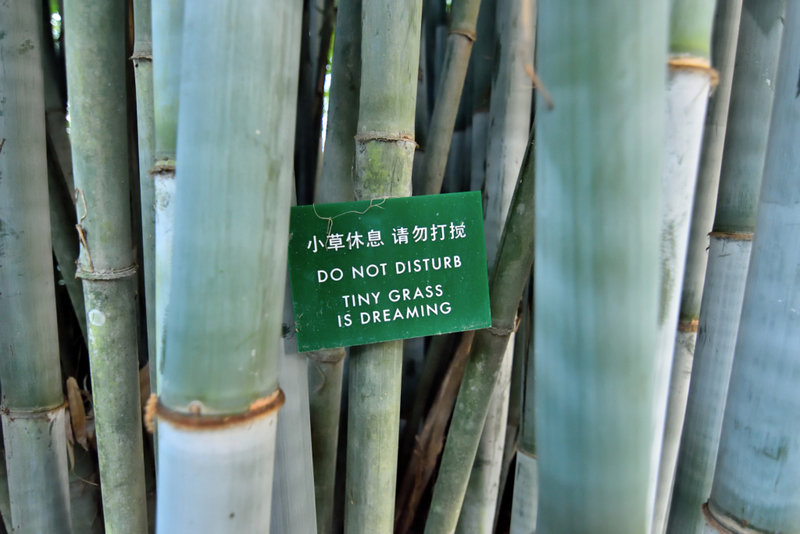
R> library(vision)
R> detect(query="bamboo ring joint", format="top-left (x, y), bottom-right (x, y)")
top-left (668, 56), bottom-right (719, 87)
top-left (76, 264), bottom-right (137, 281)
top-left (677, 319), bottom-right (699, 333)
top-left (708, 231), bottom-right (753, 241)
top-left (306, 347), bottom-right (347, 363)
top-left (702, 501), bottom-right (757, 534)
top-left (150, 388), bottom-right (285, 431)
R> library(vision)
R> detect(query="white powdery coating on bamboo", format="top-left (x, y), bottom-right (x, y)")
top-left (510, 452), bottom-right (538, 534)
top-left (155, 172), bottom-right (176, 396)
top-left (649, 65), bottom-right (712, 534)
top-left (156, 412), bottom-right (279, 533)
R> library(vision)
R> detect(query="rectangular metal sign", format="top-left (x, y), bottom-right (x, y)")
top-left (287, 191), bottom-right (492, 352)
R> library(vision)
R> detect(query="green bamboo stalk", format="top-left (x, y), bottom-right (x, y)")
top-left (656, 3), bottom-right (744, 533)
top-left (703, 7), bottom-right (800, 531)
top-left (308, 1), bottom-right (361, 531)
top-left (152, 0), bottom-right (184, 398)
top-left (509, 290), bottom-right (536, 534)
top-left (425, 126), bottom-right (534, 534)
top-left (421, 0), bottom-right (482, 195)
top-left (154, 1), bottom-right (302, 531)
top-left (132, 0), bottom-right (156, 394)
top-left (667, 4), bottom-right (786, 533)
top-left (344, 3), bottom-right (422, 532)
top-left (63, 0), bottom-right (148, 530)
top-left (482, 0), bottom-right (534, 264)
top-left (0, 3), bottom-right (72, 532)
top-left (47, 144), bottom-right (87, 339)
top-left (469, 0), bottom-right (495, 194)
top-left (650, 1), bottom-right (717, 532)
top-left (534, 0), bottom-right (667, 532)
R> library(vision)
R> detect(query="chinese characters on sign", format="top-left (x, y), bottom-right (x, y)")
top-left (288, 192), bottom-right (491, 352)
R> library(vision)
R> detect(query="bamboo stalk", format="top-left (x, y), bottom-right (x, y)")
top-left (649, 1), bottom-right (717, 532)
top-left (152, 0), bottom-right (184, 398)
top-left (482, 0), bottom-right (534, 264)
top-left (469, 0), bottom-right (495, 194)
top-left (703, 7), bottom-right (800, 530)
top-left (425, 127), bottom-right (534, 534)
top-left (0, 2), bottom-right (72, 531)
top-left (667, 3), bottom-right (786, 533)
top-left (154, 1), bottom-right (302, 531)
top-left (421, 0), bottom-right (482, 195)
top-left (534, 1), bottom-right (667, 532)
top-left (509, 290), bottom-right (536, 534)
top-left (307, 1), bottom-right (361, 531)
top-left (132, 0), bottom-right (156, 394)
top-left (63, 0), bottom-right (148, 530)
top-left (344, 3), bottom-right (422, 532)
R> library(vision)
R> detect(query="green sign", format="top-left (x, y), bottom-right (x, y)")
top-left (287, 191), bottom-right (492, 352)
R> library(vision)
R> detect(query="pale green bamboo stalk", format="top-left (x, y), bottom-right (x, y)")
top-left (0, 3), bottom-right (72, 531)
top-left (649, 2), bottom-right (717, 532)
top-left (482, 0), bottom-right (534, 264)
top-left (63, 0), bottom-right (148, 530)
top-left (469, 0), bottom-right (495, 194)
top-left (154, 1), bottom-right (302, 531)
top-left (667, 4), bottom-right (786, 533)
top-left (655, 3), bottom-right (744, 533)
top-left (421, 0), bottom-right (482, 195)
top-left (132, 0), bottom-right (156, 393)
top-left (509, 291), bottom-right (537, 534)
top-left (534, 1), bottom-right (667, 532)
top-left (152, 0), bottom-right (184, 397)
top-left (703, 8), bottom-right (800, 531)
top-left (344, 3), bottom-right (422, 532)
top-left (425, 127), bottom-right (534, 534)
top-left (308, 1), bottom-right (361, 531)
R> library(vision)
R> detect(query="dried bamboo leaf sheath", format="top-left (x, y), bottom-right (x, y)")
top-left (704, 5), bottom-right (800, 531)
top-left (344, 2), bottom-right (422, 533)
top-left (667, 3), bottom-right (786, 532)
top-left (154, 1), bottom-right (302, 532)
top-left (534, 1), bottom-right (667, 533)
top-left (0, 2), bottom-right (72, 532)
top-left (63, 0), bottom-right (149, 530)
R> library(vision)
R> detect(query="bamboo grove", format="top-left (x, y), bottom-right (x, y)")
top-left (0, 0), bottom-right (799, 533)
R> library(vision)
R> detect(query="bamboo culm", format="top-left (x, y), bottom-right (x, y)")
top-left (667, 3), bottom-right (786, 532)
top-left (345, 2), bottom-right (422, 532)
top-left (649, 1), bottom-right (717, 531)
top-left (425, 127), bottom-right (535, 534)
top-left (155, 1), bottom-right (302, 531)
top-left (421, 0), bottom-right (483, 195)
top-left (308, 1), bottom-right (361, 531)
top-left (703, 6), bottom-right (800, 530)
top-left (654, 2), bottom-right (744, 532)
top-left (534, 1), bottom-right (668, 532)
top-left (0, 2), bottom-right (72, 531)
top-left (63, 0), bottom-right (149, 529)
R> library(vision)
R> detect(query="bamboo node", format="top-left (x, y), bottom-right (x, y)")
top-left (449, 28), bottom-right (477, 42)
top-left (149, 160), bottom-right (176, 175)
top-left (668, 56), bottom-right (719, 87)
top-left (355, 132), bottom-right (417, 148)
top-left (702, 502), bottom-right (757, 534)
top-left (155, 388), bottom-right (285, 430)
top-left (678, 319), bottom-right (699, 333)
top-left (709, 231), bottom-right (753, 241)
top-left (307, 347), bottom-right (347, 363)
top-left (487, 325), bottom-right (514, 337)
top-left (76, 264), bottom-right (137, 281)
top-left (0, 399), bottom-right (68, 421)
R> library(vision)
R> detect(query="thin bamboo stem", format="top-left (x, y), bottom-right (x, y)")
top-left (63, 0), bottom-right (148, 530)
top-left (667, 4), bottom-right (786, 533)
top-left (534, 1), bottom-right (667, 532)
top-left (132, 0), bottom-right (156, 395)
top-left (650, 1), bottom-right (717, 531)
top-left (704, 7), bottom-right (800, 530)
top-left (344, 3), bottom-right (422, 532)
top-left (421, 0), bottom-right (483, 195)
top-left (155, 1), bottom-right (302, 530)
top-left (425, 127), bottom-right (534, 534)
top-left (0, 2), bottom-right (71, 531)
top-left (469, 0), bottom-right (495, 194)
